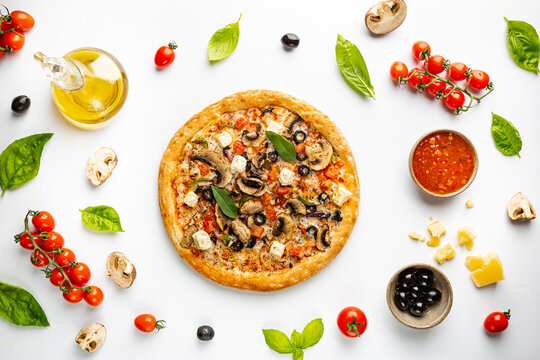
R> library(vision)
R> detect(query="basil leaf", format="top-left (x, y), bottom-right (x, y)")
top-left (298, 195), bottom-right (316, 206)
top-left (211, 185), bottom-right (238, 218)
top-left (491, 113), bottom-right (522, 157)
top-left (0, 133), bottom-right (53, 197)
top-left (262, 329), bottom-right (294, 354)
top-left (505, 17), bottom-right (540, 73)
top-left (208, 14), bottom-right (241, 61)
top-left (335, 34), bottom-right (375, 99)
top-left (80, 205), bottom-right (124, 232)
top-left (299, 318), bottom-right (324, 349)
top-left (266, 131), bottom-right (297, 163)
top-left (290, 329), bottom-right (302, 347)
top-left (0, 282), bottom-right (49, 327)
top-left (292, 348), bottom-right (304, 360)
top-left (192, 138), bottom-right (209, 149)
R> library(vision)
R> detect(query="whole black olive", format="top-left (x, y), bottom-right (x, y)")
top-left (11, 95), bottom-right (31, 114)
top-left (230, 241), bottom-right (244, 252)
top-left (296, 152), bottom-right (307, 161)
top-left (413, 269), bottom-right (434, 287)
top-left (394, 290), bottom-right (409, 311)
top-left (424, 288), bottom-right (442, 304)
top-left (397, 268), bottom-right (416, 285)
top-left (202, 188), bottom-right (214, 201)
top-left (254, 212), bottom-right (266, 225)
top-left (268, 151), bottom-right (279, 162)
top-left (408, 301), bottom-right (427, 317)
top-left (293, 130), bottom-right (306, 144)
top-left (298, 165), bottom-right (310, 177)
top-left (246, 236), bottom-right (257, 249)
top-left (306, 226), bottom-right (318, 238)
top-left (331, 209), bottom-right (343, 222)
top-left (197, 325), bottom-right (215, 341)
top-left (318, 192), bottom-right (330, 204)
top-left (281, 33), bottom-right (300, 49)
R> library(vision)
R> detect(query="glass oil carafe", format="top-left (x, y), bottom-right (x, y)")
top-left (34, 48), bottom-right (128, 130)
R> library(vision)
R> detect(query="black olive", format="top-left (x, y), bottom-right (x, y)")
top-left (296, 152), bottom-right (307, 161)
top-left (413, 269), bottom-right (434, 287)
top-left (230, 240), bottom-right (244, 252)
top-left (306, 205), bottom-right (317, 214)
top-left (319, 211), bottom-right (331, 219)
top-left (210, 236), bottom-right (217, 245)
top-left (263, 107), bottom-right (273, 114)
top-left (424, 288), bottom-right (442, 304)
top-left (268, 151), bottom-right (279, 162)
top-left (331, 209), bottom-right (343, 222)
top-left (281, 33), bottom-right (300, 49)
top-left (193, 185), bottom-right (203, 193)
top-left (408, 301), bottom-right (427, 316)
top-left (11, 95), bottom-right (31, 114)
top-left (318, 192), bottom-right (330, 204)
top-left (254, 212), bottom-right (266, 225)
top-left (289, 262), bottom-right (293, 268)
top-left (306, 226), bottom-right (318, 238)
top-left (298, 165), bottom-right (310, 177)
top-left (202, 188), bottom-right (214, 201)
top-left (245, 160), bottom-right (252, 173)
top-left (222, 146), bottom-right (230, 157)
top-left (394, 290), bottom-right (409, 311)
top-left (293, 130), bottom-right (307, 144)
top-left (249, 170), bottom-right (261, 179)
top-left (246, 236), bottom-right (257, 249)
top-left (197, 325), bottom-right (215, 341)
top-left (241, 153), bottom-right (249, 159)
top-left (397, 268), bottom-right (416, 285)
top-left (264, 140), bottom-right (269, 148)
top-left (409, 286), bottom-right (424, 303)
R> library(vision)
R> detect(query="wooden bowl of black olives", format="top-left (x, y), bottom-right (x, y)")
top-left (386, 264), bottom-right (453, 329)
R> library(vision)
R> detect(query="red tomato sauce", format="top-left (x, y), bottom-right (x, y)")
top-left (412, 131), bottom-right (476, 195)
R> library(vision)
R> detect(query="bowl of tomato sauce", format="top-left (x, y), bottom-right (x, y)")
top-left (409, 129), bottom-right (478, 197)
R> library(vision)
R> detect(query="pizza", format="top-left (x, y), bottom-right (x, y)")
top-left (158, 90), bottom-right (360, 291)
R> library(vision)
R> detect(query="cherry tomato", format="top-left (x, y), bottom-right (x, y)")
top-left (484, 310), bottom-right (510, 334)
top-left (41, 231), bottom-right (64, 251)
top-left (412, 41), bottom-right (431, 61)
top-left (449, 62), bottom-right (468, 82)
top-left (55, 248), bottom-right (76, 267)
top-left (9, 11), bottom-right (35, 32)
top-left (69, 263), bottom-right (91, 285)
top-left (19, 231), bottom-right (41, 250)
top-left (389, 61), bottom-right (408, 82)
top-left (154, 42), bottom-right (177, 69)
top-left (0, 50), bottom-right (4, 59)
top-left (63, 285), bottom-right (85, 303)
top-left (134, 314), bottom-right (167, 333)
top-left (469, 70), bottom-right (490, 91)
top-left (30, 250), bottom-right (49, 267)
top-left (407, 68), bottom-right (427, 90)
top-left (337, 306), bottom-right (367, 337)
top-left (426, 80), bottom-right (446, 97)
top-left (443, 87), bottom-right (466, 110)
top-left (32, 211), bottom-right (55, 232)
top-left (49, 268), bottom-right (67, 287)
top-left (0, 29), bottom-right (24, 52)
top-left (427, 55), bottom-right (445, 74)
top-left (0, 19), bottom-right (14, 32)
top-left (84, 286), bottom-right (104, 306)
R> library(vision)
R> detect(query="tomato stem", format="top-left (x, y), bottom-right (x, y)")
top-left (347, 317), bottom-right (364, 337)
top-left (155, 320), bottom-right (167, 332)
top-left (504, 309), bottom-right (511, 320)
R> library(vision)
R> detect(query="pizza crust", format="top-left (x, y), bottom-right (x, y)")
top-left (158, 90), bottom-right (360, 291)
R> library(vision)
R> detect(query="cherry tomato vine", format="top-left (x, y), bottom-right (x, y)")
top-left (0, 5), bottom-right (34, 54)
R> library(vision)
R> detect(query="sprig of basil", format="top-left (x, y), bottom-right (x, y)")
top-left (263, 318), bottom-right (324, 360)
top-left (266, 131), bottom-right (297, 163)
top-left (208, 14), bottom-right (242, 61)
top-left (80, 205), bottom-right (124, 232)
top-left (491, 113), bottom-right (522, 157)
top-left (335, 34), bottom-right (375, 99)
top-left (505, 17), bottom-right (540, 73)
top-left (0, 133), bottom-right (53, 197)
top-left (211, 185), bottom-right (238, 218)
top-left (0, 282), bottom-right (49, 327)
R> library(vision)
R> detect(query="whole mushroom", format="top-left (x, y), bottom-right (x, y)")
top-left (75, 323), bottom-right (106, 353)
top-left (86, 147), bottom-right (118, 185)
top-left (507, 192), bottom-right (536, 222)
top-left (106, 252), bottom-right (137, 288)
top-left (365, 0), bottom-right (407, 35)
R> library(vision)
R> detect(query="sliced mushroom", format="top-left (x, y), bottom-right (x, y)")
top-left (237, 176), bottom-right (266, 197)
top-left (106, 252), bottom-right (136, 288)
top-left (286, 199), bottom-right (306, 215)
top-left (507, 192), bottom-right (536, 221)
top-left (242, 123), bottom-right (266, 146)
top-left (271, 213), bottom-right (295, 241)
top-left (181, 226), bottom-right (200, 248)
top-left (365, 0), bottom-right (407, 35)
top-left (86, 147), bottom-right (118, 185)
top-left (75, 323), bottom-right (106, 353)
top-left (305, 138), bottom-right (333, 171)
top-left (283, 113), bottom-right (303, 138)
top-left (190, 149), bottom-right (232, 187)
top-left (240, 200), bottom-right (265, 215)
top-left (231, 219), bottom-right (251, 243)
top-left (252, 152), bottom-right (272, 170)
top-left (316, 224), bottom-right (331, 251)
top-left (215, 206), bottom-right (229, 230)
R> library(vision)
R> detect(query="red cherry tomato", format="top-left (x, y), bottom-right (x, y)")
top-left (154, 42), bottom-right (177, 69)
top-left (134, 314), bottom-right (166, 333)
top-left (69, 262), bottom-right (91, 284)
top-left (84, 286), bottom-right (104, 306)
top-left (42, 231), bottom-right (64, 251)
top-left (32, 211), bottom-right (55, 232)
top-left (337, 306), bottom-right (367, 337)
top-left (412, 41), bottom-right (431, 61)
top-left (469, 70), bottom-right (490, 91)
top-left (63, 285), bottom-right (85, 303)
top-left (49, 268), bottom-right (67, 287)
top-left (0, 50), bottom-right (4, 59)
top-left (389, 61), bottom-right (408, 82)
top-left (426, 80), bottom-right (446, 97)
top-left (449, 62), bottom-right (468, 82)
top-left (407, 68), bottom-right (428, 90)
top-left (443, 87), bottom-right (466, 110)
top-left (427, 55), bottom-right (445, 74)
top-left (9, 11), bottom-right (35, 32)
top-left (55, 248), bottom-right (76, 267)
top-left (19, 231), bottom-right (41, 250)
top-left (30, 250), bottom-right (49, 267)
top-left (0, 29), bottom-right (24, 52)
top-left (484, 310), bottom-right (510, 334)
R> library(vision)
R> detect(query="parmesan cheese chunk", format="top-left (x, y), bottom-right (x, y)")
top-left (216, 132), bottom-right (232, 148)
top-left (230, 155), bottom-right (247, 174)
top-left (183, 191), bottom-right (198, 207)
top-left (278, 168), bottom-right (295, 186)
top-left (269, 241), bottom-right (285, 260)
top-left (435, 243), bottom-right (456, 264)
top-left (465, 252), bottom-right (505, 287)
top-left (333, 185), bottom-right (352, 206)
top-left (267, 120), bottom-right (286, 135)
top-left (192, 230), bottom-right (213, 251)
top-left (408, 231), bottom-right (422, 241)
top-left (458, 225), bottom-right (476, 250)
top-left (465, 200), bottom-right (475, 209)
top-left (428, 221), bottom-right (446, 238)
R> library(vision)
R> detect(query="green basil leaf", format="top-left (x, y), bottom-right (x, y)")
top-left (208, 14), bottom-right (241, 61)
top-left (491, 113), bottom-right (522, 157)
top-left (266, 131), bottom-right (297, 163)
top-left (262, 329), bottom-right (294, 354)
top-left (290, 329), bottom-right (302, 347)
top-left (211, 185), bottom-right (238, 218)
top-left (0, 282), bottom-right (49, 327)
top-left (80, 205), bottom-right (124, 232)
top-left (292, 348), bottom-right (304, 360)
top-left (299, 318), bottom-right (324, 349)
top-left (0, 133), bottom-right (53, 197)
top-left (192, 138), bottom-right (209, 149)
top-left (335, 34), bottom-right (375, 99)
top-left (298, 195), bottom-right (316, 206)
top-left (505, 17), bottom-right (540, 73)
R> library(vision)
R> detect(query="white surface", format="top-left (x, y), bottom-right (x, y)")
top-left (1, 0), bottom-right (539, 359)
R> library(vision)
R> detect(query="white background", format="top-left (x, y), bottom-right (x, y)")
top-left (1, 0), bottom-right (539, 359)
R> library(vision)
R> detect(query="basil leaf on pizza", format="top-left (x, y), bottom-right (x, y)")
top-left (211, 185), bottom-right (238, 218)
top-left (266, 131), bottom-right (297, 163)
top-left (208, 14), bottom-right (242, 61)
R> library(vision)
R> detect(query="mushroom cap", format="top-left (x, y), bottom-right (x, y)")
top-left (365, 0), bottom-right (407, 35)
top-left (86, 147), bottom-right (118, 186)
top-left (237, 176), bottom-right (266, 197)
top-left (181, 226), bottom-right (200, 248)
top-left (215, 206), bottom-right (229, 231)
top-left (272, 213), bottom-right (295, 241)
top-left (240, 199), bottom-right (265, 215)
top-left (231, 219), bottom-right (251, 243)
top-left (316, 224), bottom-right (331, 251)
top-left (106, 251), bottom-right (136, 288)
top-left (242, 122), bottom-right (266, 146)
top-left (75, 323), bottom-right (106, 353)
top-left (283, 113), bottom-right (303, 138)
top-left (305, 139), bottom-right (333, 171)
top-left (252, 152), bottom-right (272, 170)
top-left (286, 199), bottom-right (307, 215)
top-left (507, 192), bottom-right (536, 221)
top-left (190, 149), bottom-right (232, 187)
